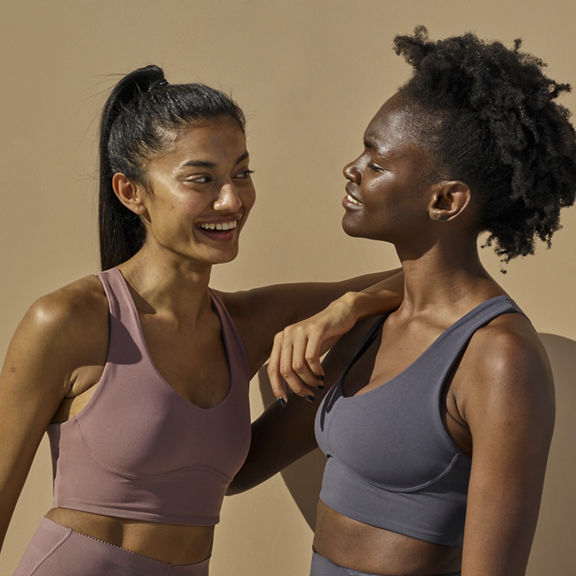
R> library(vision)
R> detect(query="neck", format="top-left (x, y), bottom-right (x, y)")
top-left (395, 237), bottom-right (501, 317)
top-left (118, 247), bottom-right (214, 324)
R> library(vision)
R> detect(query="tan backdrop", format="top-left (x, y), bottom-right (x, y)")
top-left (1, 1), bottom-right (575, 574)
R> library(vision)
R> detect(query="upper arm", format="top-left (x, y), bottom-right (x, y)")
top-left (458, 319), bottom-right (554, 575)
top-left (0, 280), bottom-right (106, 547)
top-left (219, 268), bottom-right (401, 375)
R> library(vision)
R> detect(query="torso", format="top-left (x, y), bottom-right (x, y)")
top-left (314, 295), bottom-right (521, 575)
top-left (314, 503), bottom-right (463, 575)
top-left (48, 271), bottom-right (241, 564)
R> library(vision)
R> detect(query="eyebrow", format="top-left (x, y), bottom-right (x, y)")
top-left (180, 151), bottom-right (250, 169)
top-left (364, 137), bottom-right (387, 156)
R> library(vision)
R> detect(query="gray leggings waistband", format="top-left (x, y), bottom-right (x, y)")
top-left (310, 550), bottom-right (461, 576)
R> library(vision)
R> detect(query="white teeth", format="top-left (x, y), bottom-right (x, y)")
top-left (347, 193), bottom-right (362, 206)
top-left (199, 220), bottom-right (238, 231)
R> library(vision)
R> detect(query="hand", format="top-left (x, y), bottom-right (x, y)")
top-left (267, 296), bottom-right (359, 404)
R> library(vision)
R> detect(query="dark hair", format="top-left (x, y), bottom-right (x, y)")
top-left (393, 26), bottom-right (576, 262)
top-left (99, 64), bottom-right (246, 270)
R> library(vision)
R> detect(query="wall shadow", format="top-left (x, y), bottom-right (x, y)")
top-left (528, 333), bottom-right (576, 575)
top-left (258, 370), bottom-right (326, 530)
top-left (259, 333), bottom-right (576, 572)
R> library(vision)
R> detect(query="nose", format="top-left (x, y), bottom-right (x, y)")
top-left (214, 182), bottom-right (242, 212)
top-left (343, 159), bottom-right (361, 183)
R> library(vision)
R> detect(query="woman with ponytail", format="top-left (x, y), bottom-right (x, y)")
top-left (0, 65), bottom-right (401, 575)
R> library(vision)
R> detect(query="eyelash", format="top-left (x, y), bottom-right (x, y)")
top-left (185, 169), bottom-right (254, 184)
top-left (368, 163), bottom-right (385, 173)
top-left (234, 169), bottom-right (254, 179)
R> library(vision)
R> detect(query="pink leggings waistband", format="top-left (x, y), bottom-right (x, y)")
top-left (14, 517), bottom-right (210, 576)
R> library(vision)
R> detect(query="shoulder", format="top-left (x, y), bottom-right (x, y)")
top-left (2, 275), bottom-right (109, 399)
top-left (468, 311), bottom-right (550, 383)
top-left (15, 275), bottom-right (109, 367)
top-left (211, 288), bottom-right (275, 375)
top-left (25, 275), bottom-right (107, 335)
top-left (214, 286), bottom-right (282, 316)
top-left (456, 309), bottom-right (554, 430)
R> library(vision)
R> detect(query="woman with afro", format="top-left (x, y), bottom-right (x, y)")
top-left (231, 27), bottom-right (576, 576)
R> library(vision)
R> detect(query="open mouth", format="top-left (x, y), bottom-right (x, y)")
top-left (197, 220), bottom-right (238, 232)
top-left (196, 219), bottom-right (239, 241)
top-left (345, 193), bottom-right (362, 206)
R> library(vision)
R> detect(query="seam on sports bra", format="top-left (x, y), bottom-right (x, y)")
top-left (72, 419), bottom-right (232, 482)
top-left (338, 451), bottom-right (465, 494)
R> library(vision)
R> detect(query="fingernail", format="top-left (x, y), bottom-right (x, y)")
top-left (316, 384), bottom-right (324, 390)
top-left (305, 395), bottom-right (315, 403)
top-left (278, 397), bottom-right (287, 408)
top-left (315, 374), bottom-right (325, 381)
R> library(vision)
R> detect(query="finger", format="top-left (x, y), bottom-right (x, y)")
top-left (288, 329), bottom-right (324, 389)
top-left (279, 335), bottom-right (317, 400)
top-left (283, 371), bottom-right (317, 403)
top-left (304, 332), bottom-right (326, 382)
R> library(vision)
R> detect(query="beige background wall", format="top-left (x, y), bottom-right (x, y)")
top-left (1, 1), bottom-right (575, 574)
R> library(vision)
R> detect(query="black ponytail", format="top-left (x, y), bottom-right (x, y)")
top-left (98, 65), bottom-right (245, 270)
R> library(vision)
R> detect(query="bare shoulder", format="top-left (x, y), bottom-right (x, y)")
top-left (10, 275), bottom-right (109, 380)
top-left (212, 288), bottom-right (277, 375)
top-left (25, 274), bottom-right (108, 336)
top-left (1, 274), bottom-right (109, 404)
top-left (456, 310), bottom-right (554, 426)
top-left (468, 311), bottom-right (550, 382)
top-left (211, 288), bottom-right (251, 317)
top-left (214, 285), bottom-right (290, 318)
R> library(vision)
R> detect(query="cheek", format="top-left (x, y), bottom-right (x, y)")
top-left (242, 187), bottom-right (256, 212)
top-left (179, 195), bottom-right (211, 215)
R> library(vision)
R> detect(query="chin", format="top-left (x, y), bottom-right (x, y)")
top-left (211, 248), bottom-right (240, 265)
top-left (341, 219), bottom-right (367, 239)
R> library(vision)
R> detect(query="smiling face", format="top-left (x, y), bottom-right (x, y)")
top-left (131, 116), bottom-right (255, 267)
top-left (342, 94), bottom-right (438, 246)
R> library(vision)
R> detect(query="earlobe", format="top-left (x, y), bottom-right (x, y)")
top-left (112, 173), bottom-right (146, 216)
top-left (428, 181), bottom-right (471, 222)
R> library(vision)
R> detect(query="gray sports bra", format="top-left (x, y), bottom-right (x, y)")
top-left (315, 295), bottom-right (523, 546)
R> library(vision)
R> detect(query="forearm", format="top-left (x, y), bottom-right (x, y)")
top-left (333, 270), bottom-right (403, 324)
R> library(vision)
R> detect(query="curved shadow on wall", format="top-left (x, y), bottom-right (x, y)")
top-left (258, 370), bottom-right (325, 530)
top-left (259, 333), bottom-right (576, 571)
top-left (528, 333), bottom-right (576, 575)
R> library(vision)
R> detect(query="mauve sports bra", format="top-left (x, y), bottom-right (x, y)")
top-left (47, 268), bottom-right (251, 526)
top-left (315, 295), bottom-right (523, 546)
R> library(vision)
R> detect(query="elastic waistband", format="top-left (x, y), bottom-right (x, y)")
top-left (15, 517), bottom-right (210, 576)
top-left (310, 550), bottom-right (460, 576)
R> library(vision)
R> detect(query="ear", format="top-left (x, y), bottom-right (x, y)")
top-left (112, 173), bottom-right (147, 217)
top-left (427, 180), bottom-right (471, 223)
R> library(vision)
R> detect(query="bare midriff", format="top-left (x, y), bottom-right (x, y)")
top-left (313, 501), bottom-right (462, 576)
top-left (46, 508), bottom-right (214, 565)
